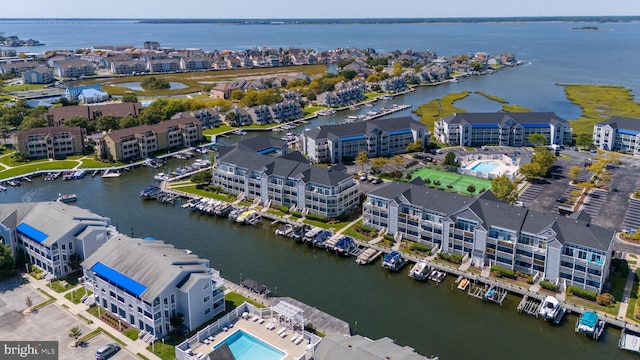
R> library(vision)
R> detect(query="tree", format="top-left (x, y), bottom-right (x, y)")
top-left (491, 176), bottom-right (517, 204)
top-left (338, 69), bottom-right (357, 80)
top-left (374, 65), bottom-right (384, 73)
top-left (444, 151), bottom-right (459, 167)
top-left (141, 76), bottom-right (170, 90)
top-left (531, 148), bottom-right (555, 176)
top-left (406, 139), bottom-right (423, 152)
top-left (568, 166), bottom-right (583, 183)
top-left (371, 157), bottom-right (388, 173)
top-left (119, 115), bottom-right (140, 129)
top-left (528, 133), bottom-right (548, 147)
top-left (64, 116), bottom-right (89, 129)
top-left (393, 62), bottom-right (403, 77)
top-left (355, 150), bottom-right (369, 174)
top-left (190, 170), bottom-right (212, 186)
top-left (0, 124), bottom-right (10, 144)
top-left (68, 326), bottom-right (82, 347)
top-left (225, 111), bottom-right (237, 125)
top-left (17, 116), bottom-right (46, 131)
top-left (518, 162), bottom-right (545, 181)
top-left (68, 253), bottom-right (82, 273)
top-left (95, 115), bottom-right (119, 132)
top-left (379, 72), bottom-right (390, 81)
top-left (366, 74), bottom-right (379, 83)
top-left (576, 133), bottom-right (593, 149)
top-left (467, 184), bottom-right (476, 194)
top-left (170, 313), bottom-right (185, 335)
top-left (25, 296), bottom-right (33, 311)
top-left (121, 92), bottom-right (138, 103)
top-left (0, 243), bottom-right (15, 271)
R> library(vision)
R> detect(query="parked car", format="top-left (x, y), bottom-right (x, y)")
top-left (96, 343), bottom-right (120, 359)
top-left (372, 177), bottom-right (383, 184)
top-left (556, 197), bottom-right (568, 204)
top-left (621, 228), bottom-right (637, 234)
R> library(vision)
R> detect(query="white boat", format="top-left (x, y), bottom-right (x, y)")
top-left (620, 327), bottom-right (640, 354)
top-left (408, 259), bottom-right (430, 280)
top-left (317, 109), bottom-right (336, 116)
top-left (57, 193), bottom-right (77, 203)
top-left (102, 169), bottom-right (121, 178)
top-left (538, 296), bottom-right (561, 322)
top-left (356, 248), bottom-right (382, 265)
top-left (232, 129), bottom-right (247, 136)
top-left (575, 311), bottom-right (605, 340)
top-left (236, 210), bottom-right (255, 223)
top-left (275, 224), bottom-right (294, 237)
top-left (154, 172), bottom-right (169, 181)
top-left (382, 251), bottom-right (406, 271)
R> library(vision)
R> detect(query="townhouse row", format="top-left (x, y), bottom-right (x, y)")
top-left (363, 182), bottom-right (613, 293)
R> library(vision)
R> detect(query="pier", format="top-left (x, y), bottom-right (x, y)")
top-left (518, 295), bottom-right (542, 317)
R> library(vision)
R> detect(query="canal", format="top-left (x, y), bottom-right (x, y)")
top-left (1, 161), bottom-right (634, 359)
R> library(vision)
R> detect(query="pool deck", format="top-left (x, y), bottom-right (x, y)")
top-left (190, 315), bottom-right (310, 359)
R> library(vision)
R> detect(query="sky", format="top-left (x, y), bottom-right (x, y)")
top-left (2, 0), bottom-right (640, 19)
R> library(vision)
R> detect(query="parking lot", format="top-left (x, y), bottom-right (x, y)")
top-left (0, 277), bottom-right (135, 360)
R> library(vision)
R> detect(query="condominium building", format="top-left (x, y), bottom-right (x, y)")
top-left (172, 107), bottom-right (223, 129)
top-left (110, 60), bottom-right (147, 75)
top-left (82, 235), bottom-right (225, 338)
top-left (46, 103), bottom-right (143, 127)
top-left (23, 67), bottom-right (54, 84)
top-left (316, 81), bottom-right (365, 107)
top-left (54, 59), bottom-right (95, 78)
top-left (363, 182), bottom-right (613, 293)
top-left (14, 126), bottom-right (86, 160)
top-left (435, 112), bottom-right (572, 147)
top-left (94, 117), bottom-right (202, 162)
top-left (0, 202), bottom-right (112, 279)
top-left (593, 116), bottom-right (640, 155)
top-left (302, 117), bottom-right (429, 164)
top-left (213, 147), bottom-right (359, 218)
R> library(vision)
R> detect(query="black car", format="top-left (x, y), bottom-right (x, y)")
top-left (556, 197), bottom-right (568, 203)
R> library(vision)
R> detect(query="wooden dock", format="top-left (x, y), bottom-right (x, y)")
top-left (517, 295), bottom-right (542, 316)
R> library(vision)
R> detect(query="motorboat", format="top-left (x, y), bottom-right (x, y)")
top-left (457, 278), bottom-right (470, 290)
top-left (56, 193), bottom-right (77, 203)
top-left (154, 172), bottom-right (169, 181)
top-left (576, 311), bottom-right (605, 340)
top-left (539, 296), bottom-right (562, 322)
top-left (382, 251), bottom-right (406, 271)
top-left (408, 259), bottom-right (430, 280)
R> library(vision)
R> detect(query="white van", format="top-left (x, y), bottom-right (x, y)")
top-left (96, 343), bottom-right (120, 359)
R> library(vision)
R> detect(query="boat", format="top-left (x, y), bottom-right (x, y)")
top-left (575, 311), bottom-right (605, 340)
top-left (154, 172), bottom-right (169, 181)
top-left (140, 185), bottom-right (161, 199)
top-left (378, 95), bottom-right (393, 100)
top-left (62, 171), bottom-right (75, 180)
top-left (457, 278), bottom-right (470, 291)
top-left (303, 227), bottom-right (322, 243)
top-left (228, 206), bottom-right (247, 221)
top-left (281, 133), bottom-right (296, 141)
top-left (408, 259), bottom-right (430, 280)
top-left (214, 203), bottom-right (232, 217)
top-left (275, 224), bottom-right (294, 237)
top-left (56, 193), bottom-right (77, 203)
top-left (428, 269), bottom-right (446, 283)
top-left (312, 230), bottom-right (332, 248)
top-left (334, 236), bottom-right (355, 255)
top-left (72, 170), bottom-right (87, 179)
top-left (236, 210), bottom-right (255, 223)
top-left (102, 169), bottom-right (121, 178)
top-left (619, 326), bottom-right (640, 354)
top-left (356, 248), bottom-right (382, 265)
top-left (539, 296), bottom-right (563, 323)
top-left (232, 129), bottom-right (247, 136)
top-left (317, 109), bottom-right (336, 116)
top-left (245, 212), bottom-right (262, 226)
top-left (381, 251), bottom-right (407, 271)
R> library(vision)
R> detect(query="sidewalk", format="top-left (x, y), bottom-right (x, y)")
top-left (28, 277), bottom-right (159, 359)
top-left (618, 255), bottom-right (638, 320)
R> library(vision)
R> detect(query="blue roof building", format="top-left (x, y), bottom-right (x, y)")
top-left (593, 116), bottom-right (640, 155)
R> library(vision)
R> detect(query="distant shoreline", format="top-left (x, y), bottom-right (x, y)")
top-left (0, 16), bottom-right (639, 25)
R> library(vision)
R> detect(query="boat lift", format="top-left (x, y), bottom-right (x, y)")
top-left (517, 295), bottom-right (542, 316)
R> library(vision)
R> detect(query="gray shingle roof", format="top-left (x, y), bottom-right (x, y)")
top-left (218, 148), bottom-right (351, 186)
top-left (82, 235), bottom-right (210, 302)
top-left (369, 182), bottom-right (474, 216)
top-left (305, 116), bottom-right (425, 141)
top-left (314, 334), bottom-right (433, 360)
top-left (596, 116), bottom-right (640, 132)
top-left (442, 112), bottom-right (567, 126)
top-left (236, 135), bottom-right (286, 153)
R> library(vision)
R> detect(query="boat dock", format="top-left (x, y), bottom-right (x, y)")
top-left (356, 248), bottom-right (382, 265)
top-left (517, 295), bottom-right (542, 316)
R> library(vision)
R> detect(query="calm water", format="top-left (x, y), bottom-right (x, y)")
top-left (2, 20), bottom-right (640, 358)
top-left (0, 166), bottom-right (636, 360)
top-left (113, 81), bottom-right (189, 91)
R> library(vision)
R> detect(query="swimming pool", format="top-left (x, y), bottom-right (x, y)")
top-left (214, 330), bottom-right (285, 360)
top-left (470, 161), bottom-right (499, 173)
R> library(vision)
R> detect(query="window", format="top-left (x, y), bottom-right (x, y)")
top-left (203, 295), bottom-right (210, 303)
top-left (204, 308), bottom-right (211, 315)
top-left (203, 282), bottom-right (210, 290)
top-left (170, 294), bottom-right (175, 304)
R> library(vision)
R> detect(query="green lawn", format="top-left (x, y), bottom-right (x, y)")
top-left (0, 83), bottom-right (47, 92)
top-left (0, 161), bottom-right (80, 180)
top-left (567, 296), bottom-right (620, 316)
top-left (225, 291), bottom-right (266, 309)
top-left (203, 125), bottom-right (234, 137)
top-left (64, 288), bottom-right (93, 304)
top-left (411, 167), bottom-right (492, 194)
top-left (169, 184), bottom-right (237, 202)
top-left (47, 278), bottom-right (78, 293)
top-left (303, 218), bottom-right (352, 231)
top-left (146, 342), bottom-right (175, 360)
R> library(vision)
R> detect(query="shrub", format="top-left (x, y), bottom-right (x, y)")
top-left (424, 178), bottom-right (431, 184)
top-left (305, 213), bottom-right (327, 222)
top-left (438, 252), bottom-right (463, 264)
top-left (467, 184), bottom-right (476, 193)
top-left (595, 293), bottom-right (615, 306)
top-left (405, 160), bottom-right (419, 168)
top-left (490, 265), bottom-right (517, 280)
top-left (433, 180), bottom-right (441, 186)
top-left (277, 205), bottom-right (289, 214)
top-left (635, 302), bottom-right (640, 320)
top-left (383, 234), bottom-right (395, 242)
top-left (411, 243), bottom-right (433, 253)
top-left (567, 286), bottom-right (597, 301)
top-left (290, 210), bottom-right (302, 218)
top-left (540, 280), bottom-right (559, 292)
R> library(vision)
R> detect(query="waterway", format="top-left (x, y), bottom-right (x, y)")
top-left (1, 166), bottom-right (635, 359)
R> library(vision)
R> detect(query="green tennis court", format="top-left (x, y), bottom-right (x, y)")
top-left (411, 167), bottom-right (492, 194)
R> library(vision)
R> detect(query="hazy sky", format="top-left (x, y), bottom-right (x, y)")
top-left (3, 0), bottom-right (640, 18)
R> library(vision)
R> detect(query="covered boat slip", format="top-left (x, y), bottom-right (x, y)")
top-left (576, 311), bottom-right (605, 340)
top-left (241, 279), bottom-right (270, 297)
top-left (620, 327), bottom-right (640, 354)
